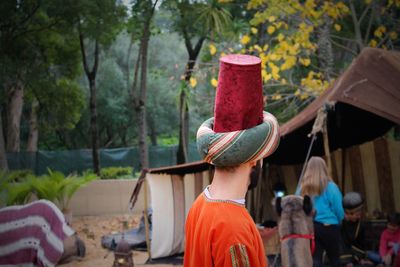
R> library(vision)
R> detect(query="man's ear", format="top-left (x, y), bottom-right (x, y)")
top-left (249, 160), bottom-right (257, 168)
top-left (275, 197), bottom-right (282, 216)
top-left (303, 195), bottom-right (313, 215)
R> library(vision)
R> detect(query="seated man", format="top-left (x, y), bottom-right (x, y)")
top-left (340, 192), bottom-right (374, 266)
top-left (0, 200), bottom-right (85, 266)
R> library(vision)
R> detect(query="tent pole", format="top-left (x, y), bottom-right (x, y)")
top-left (341, 148), bottom-right (346, 192)
top-left (323, 119), bottom-right (333, 178)
top-left (143, 179), bottom-right (152, 261)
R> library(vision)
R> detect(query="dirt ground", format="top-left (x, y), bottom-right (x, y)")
top-left (59, 214), bottom-right (183, 267)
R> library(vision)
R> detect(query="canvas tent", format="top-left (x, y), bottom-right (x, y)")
top-left (250, 47), bottom-right (400, 222)
top-left (269, 47), bottom-right (400, 165)
top-left (129, 162), bottom-right (212, 259)
top-left (129, 47), bottom-right (400, 259)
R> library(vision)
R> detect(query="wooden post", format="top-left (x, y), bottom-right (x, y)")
top-left (322, 119), bottom-right (333, 178)
top-left (143, 179), bottom-right (152, 261)
top-left (341, 148), bottom-right (346, 192)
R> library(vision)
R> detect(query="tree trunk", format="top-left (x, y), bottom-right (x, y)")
top-left (6, 82), bottom-right (24, 152)
top-left (0, 112), bottom-right (8, 171)
top-left (79, 28), bottom-right (101, 175)
top-left (177, 37), bottom-right (205, 164)
top-left (177, 89), bottom-right (189, 164)
top-left (317, 15), bottom-right (334, 81)
top-left (137, 17), bottom-right (151, 170)
top-left (27, 98), bottom-right (39, 152)
top-left (148, 114), bottom-right (157, 146)
top-left (131, 0), bottom-right (158, 170)
top-left (89, 78), bottom-right (100, 175)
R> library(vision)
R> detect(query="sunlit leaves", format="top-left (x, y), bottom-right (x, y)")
top-left (190, 77), bottom-right (197, 88)
top-left (251, 27), bottom-right (258, 34)
top-left (374, 26), bottom-right (387, 38)
top-left (241, 35), bottom-right (251, 45)
top-left (209, 43), bottom-right (217, 55)
top-left (301, 71), bottom-right (330, 94)
top-left (299, 58), bottom-right (311, 66)
top-left (389, 32), bottom-right (398, 40)
top-left (211, 78), bottom-right (218, 87)
top-left (369, 39), bottom-right (378, 47)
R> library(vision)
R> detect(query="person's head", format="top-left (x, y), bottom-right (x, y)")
top-left (196, 54), bottom-right (280, 189)
top-left (300, 156), bottom-right (331, 196)
top-left (343, 192), bottom-right (364, 222)
top-left (386, 212), bottom-right (400, 233)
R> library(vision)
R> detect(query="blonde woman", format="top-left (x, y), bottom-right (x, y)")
top-left (297, 156), bottom-right (344, 267)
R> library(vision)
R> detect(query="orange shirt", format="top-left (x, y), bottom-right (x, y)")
top-left (184, 193), bottom-right (267, 267)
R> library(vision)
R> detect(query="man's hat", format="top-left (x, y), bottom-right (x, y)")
top-left (343, 192), bottom-right (364, 212)
top-left (196, 54), bottom-right (280, 166)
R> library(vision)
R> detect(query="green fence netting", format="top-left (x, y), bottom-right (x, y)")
top-left (6, 143), bottom-right (201, 175)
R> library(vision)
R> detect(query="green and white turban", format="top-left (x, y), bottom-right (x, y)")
top-left (196, 111), bottom-right (280, 166)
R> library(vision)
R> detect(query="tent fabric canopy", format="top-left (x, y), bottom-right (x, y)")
top-left (268, 48), bottom-right (400, 165)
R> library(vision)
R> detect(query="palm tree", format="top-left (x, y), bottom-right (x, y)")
top-left (169, 0), bottom-right (232, 164)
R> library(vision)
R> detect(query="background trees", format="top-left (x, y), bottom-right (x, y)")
top-left (0, 0), bottom-right (84, 167)
top-left (1, 0), bottom-right (399, 172)
top-left (162, 0), bottom-right (232, 164)
top-left (234, 0), bottom-right (400, 122)
top-left (67, 0), bottom-right (127, 174)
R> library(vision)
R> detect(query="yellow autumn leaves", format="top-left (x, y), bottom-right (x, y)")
top-left (369, 26), bottom-right (398, 48)
top-left (189, 77), bottom-right (218, 89)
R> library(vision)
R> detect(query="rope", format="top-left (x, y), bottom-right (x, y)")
top-left (295, 134), bottom-right (317, 193)
top-left (295, 102), bottom-right (334, 193)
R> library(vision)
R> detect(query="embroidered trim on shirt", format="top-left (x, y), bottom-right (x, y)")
top-left (202, 193), bottom-right (245, 207)
top-left (230, 245), bottom-right (238, 267)
top-left (202, 186), bottom-right (245, 207)
top-left (238, 244), bottom-right (250, 267)
top-left (229, 244), bottom-right (250, 267)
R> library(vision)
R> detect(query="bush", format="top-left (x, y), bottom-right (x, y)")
top-left (30, 169), bottom-right (98, 211)
top-left (0, 169), bottom-right (98, 209)
top-left (7, 169), bottom-right (34, 182)
top-left (100, 167), bottom-right (134, 179)
top-left (0, 171), bottom-right (34, 206)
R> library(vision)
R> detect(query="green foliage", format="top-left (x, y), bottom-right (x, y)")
top-left (68, 0), bottom-right (127, 46)
top-left (158, 136), bottom-right (179, 146)
top-left (6, 169), bottom-right (34, 182)
top-left (100, 167), bottom-right (134, 180)
top-left (196, 2), bottom-right (232, 36)
top-left (33, 78), bottom-right (86, 133)
top-left (30, 169), bottom-right (98, 211)
top-left (0, 171), bottom-right (33, 206)
top-left (0, 169), bottom-right (98, 209)
top-left (5, 182), bottom-right (33, 206)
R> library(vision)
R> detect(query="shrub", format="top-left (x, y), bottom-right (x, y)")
top-left (100, 167), bottom-right (134, 179)
top-left (0, 171), bottom-right (34, 206)
top-left (7, 169), bottom-right (34, 182)
top-left (30, 169), bottom-right (98, 211)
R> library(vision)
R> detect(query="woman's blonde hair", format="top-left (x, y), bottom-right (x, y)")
top-left (300, 156), bottom-right (331, 196)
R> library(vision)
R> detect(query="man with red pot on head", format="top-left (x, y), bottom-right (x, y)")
top-left (183, 54), bottom-right (280, 267)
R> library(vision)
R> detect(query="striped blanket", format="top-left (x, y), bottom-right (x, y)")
top-left (0, 200), bottom-right (74, 267)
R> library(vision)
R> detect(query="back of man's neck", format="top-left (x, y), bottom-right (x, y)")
top-left (209, 165), bottom-right (250, 200)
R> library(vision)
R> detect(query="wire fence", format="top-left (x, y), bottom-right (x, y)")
top-left (6, 143), bottom-right (201, 175)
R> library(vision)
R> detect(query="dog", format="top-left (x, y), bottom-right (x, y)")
top-left (276, 195), bottom-right (314, 267)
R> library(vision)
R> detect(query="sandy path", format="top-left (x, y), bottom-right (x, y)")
top-left (59, 214), bottom-right (182, 267)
